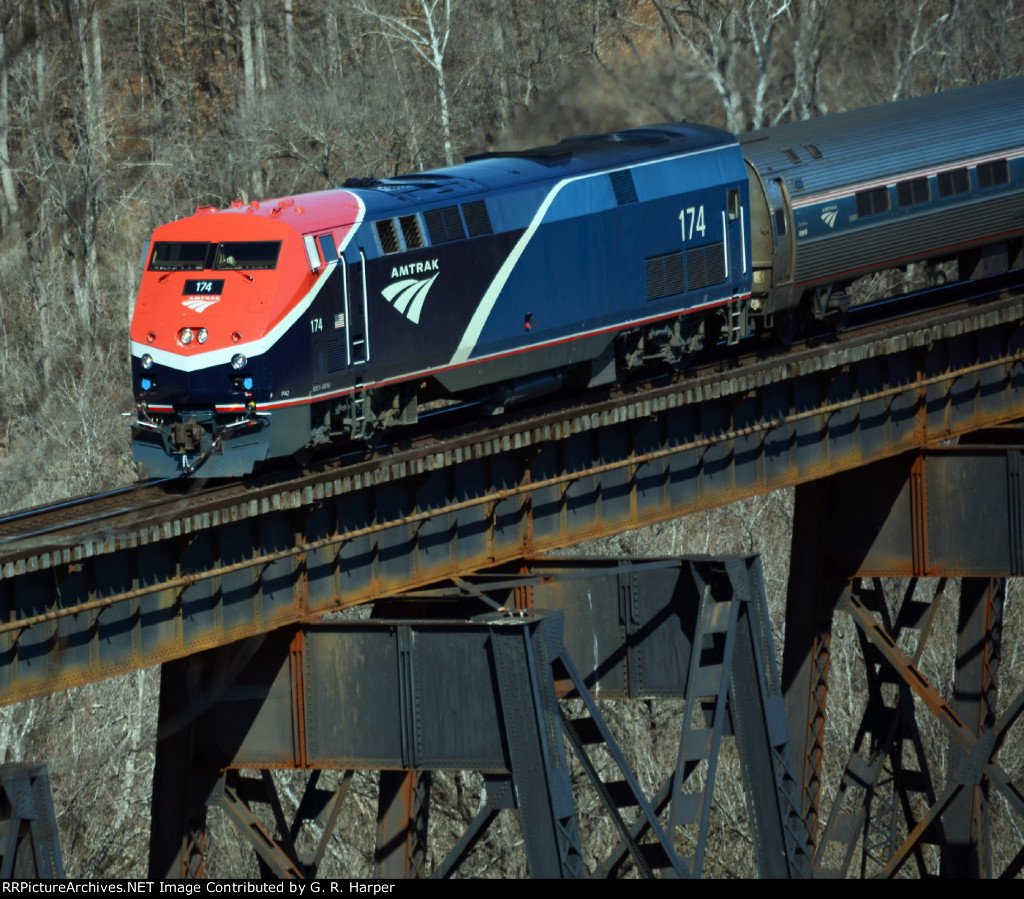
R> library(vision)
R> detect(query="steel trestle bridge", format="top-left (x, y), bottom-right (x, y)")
top-left (3, 286), bottom-right (1024, 877)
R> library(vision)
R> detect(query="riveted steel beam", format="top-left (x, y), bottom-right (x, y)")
top-left (4, 296), bottom-right (1024, 705)
top-left (147, 555), bottom-right (809, 879)
top-left (803, 445), bottom-right (1024, 577)
top-left (148, 611), bottom-right (587, 879)
top-left (0, 764), bottom-right (63, 878)
top-left (784, 447), bottom-right (1024, 877)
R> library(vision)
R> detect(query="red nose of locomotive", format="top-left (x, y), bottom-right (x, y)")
top-left (130, 207), bottom-right (308, 369)
top-left (128, 193), bottom-right (363, 477)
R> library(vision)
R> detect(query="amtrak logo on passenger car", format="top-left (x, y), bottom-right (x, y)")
top-left (820, 206), bottom-right (839, 229)
top-left (182, 297), bottom-right (221, 313)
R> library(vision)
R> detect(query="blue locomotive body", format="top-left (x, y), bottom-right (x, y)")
top-left (131, 123), bottom-right (750, 477)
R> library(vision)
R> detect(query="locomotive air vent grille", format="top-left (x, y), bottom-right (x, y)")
top-left (462, 200), bottom-right (493, 237)
top-left (645, 252), bottom-right (685, 301)
top-left (326, 339), bottom-right (346, 372)
top-left (375, 219), bottom-right (401, 254)
top-left (400, 215), bottom-right (424, 249)
top-left (783, 148), bottom-right (801, 164)
top-left (610, 170), bottom-right (638, 205)
top-left (424, 206), bottom-right (466, 243)
top-left (686, 243), bottom-right (726, 291)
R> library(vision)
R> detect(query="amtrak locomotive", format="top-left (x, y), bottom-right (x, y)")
top-left (130, 78), bottom-right (1024, 477)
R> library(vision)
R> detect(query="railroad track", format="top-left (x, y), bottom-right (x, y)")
top-left (1, 272), bottom-right (1022, 565)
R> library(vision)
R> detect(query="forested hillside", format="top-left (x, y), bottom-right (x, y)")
top-left (0, 0), bottom-right (1022, 878)
top-left (1, 0), bottom-right (1022, 511)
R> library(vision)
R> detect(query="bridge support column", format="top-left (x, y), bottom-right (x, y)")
top-left (374, 771), bottom-right (430, 878)
top-left (0, 763), bottom-right (63, 878)
top-left (783, 445), bottom-right (1024, 878)
top-left (145, 556), bottom-right (808, 878)
top-left (945, 577), bottom-right (1002, 878)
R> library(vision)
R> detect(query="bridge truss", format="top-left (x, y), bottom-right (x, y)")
top-left (1, 292), bottom-right (1024, 876)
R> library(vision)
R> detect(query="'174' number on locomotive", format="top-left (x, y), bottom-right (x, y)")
top-left (679, 205), bottom-right (706, 243)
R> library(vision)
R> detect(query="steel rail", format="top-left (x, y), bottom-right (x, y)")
top-left (2, 341), bottom-right (1019, 638)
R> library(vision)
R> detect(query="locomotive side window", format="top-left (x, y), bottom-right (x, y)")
top-left (149, 241), bottom-right (210, 271)
top-left (937, 168), bottom-right (970, 197)
top-left (897, 177), bottom-right (930, 207)
top-left (727, 189), bottom-right (741, 221)
top-left (318, 234), bottom-right (338, 263)
top-left (977, 159), bottom-right (1009, 189)
top-left (855, 186), bottom-right (891, 217)
top-left (213, 241), bottom-right (281, 270)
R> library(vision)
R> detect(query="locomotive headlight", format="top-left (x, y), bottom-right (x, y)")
top-left (180, 327), bottom-right (194, 345)
top-left (197, 328), bottom-right (209, 344)
top-left (141, 354), bottom-right (154, 369)
top-left (231, 353), bottom-right (247, 370)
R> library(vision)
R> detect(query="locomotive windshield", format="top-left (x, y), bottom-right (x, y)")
top-left (149, 241), bottom-right (209, 271)
top-left (213, 241), bottom-right (281, 270)
top-left (148, 240), bottom-right (282, 272)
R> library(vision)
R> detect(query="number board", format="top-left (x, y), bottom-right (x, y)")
top-left (182, 279), bottom-right (225, 295)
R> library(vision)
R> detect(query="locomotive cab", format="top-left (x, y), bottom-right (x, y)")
top-left (129, 192), bottom-right (365, 477)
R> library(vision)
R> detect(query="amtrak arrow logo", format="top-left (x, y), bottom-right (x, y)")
top-left (182, 297), bottom-right (220, 313)
top-left (381, 272), bottom-right (439, 324)
top-left (821, 207), bottom-right (839, 228)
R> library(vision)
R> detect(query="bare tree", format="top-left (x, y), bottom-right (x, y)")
top-left (0, 3), bottom-right (22, 228)
top-left (645, 0), bottom-right (813, 131)
top-left (354, 0), bottom-right (458, 165)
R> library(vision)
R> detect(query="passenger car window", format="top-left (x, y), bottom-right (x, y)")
top-left (977, 159), bottom-right (1009, 189)
top-left (897, 178), bottom-right (929, 207)
top-left (855, 187), bottom-right (890, 217)
top-left (937, 168), bottom-right (969, 197)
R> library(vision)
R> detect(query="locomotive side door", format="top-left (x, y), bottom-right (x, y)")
top-left (305, 233), bottom-right (348, 381)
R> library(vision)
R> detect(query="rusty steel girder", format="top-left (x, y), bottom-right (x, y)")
top-left (783, 445), bottom-right (1024, 878)
top-left (148, 556), bottom-right (808, 879)
top-left (2, 295), bottom-right (1024, 705)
